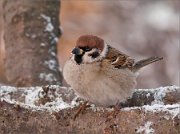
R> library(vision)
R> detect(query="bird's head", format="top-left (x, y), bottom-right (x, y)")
top-left (71, 35), bottom-right (108, 64)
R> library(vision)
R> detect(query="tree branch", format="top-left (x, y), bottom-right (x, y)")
top-left (0, 85), bottom-right (180, 134)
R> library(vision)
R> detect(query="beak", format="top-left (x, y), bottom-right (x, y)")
top-left (72, 47), bottom-right (84, 55)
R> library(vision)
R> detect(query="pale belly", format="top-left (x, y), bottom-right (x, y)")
top-left (63, 60), bottom-right (137, 107)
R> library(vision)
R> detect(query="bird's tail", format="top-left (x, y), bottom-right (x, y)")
top-left (132, 56), bottom-right (163, 72)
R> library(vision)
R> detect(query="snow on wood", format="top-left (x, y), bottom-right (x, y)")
top-left (0, 85), bottom-right (179, 133)
top-left (0, 86), bottom-right (179, 113)
top-left (136, 121), bottom-right (154, 134)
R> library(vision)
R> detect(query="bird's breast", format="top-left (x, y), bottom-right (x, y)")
top-left (63, 59), bottom-right (101, 89)
top-left (63, 59), bottom-right (137, 107)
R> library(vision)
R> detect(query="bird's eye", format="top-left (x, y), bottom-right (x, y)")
top-left (80, 46), bottom-right (92, 52)
top-left (84, 46), bottom-right (92, 51)
top-left (89, 51), bottom-right (100, 58)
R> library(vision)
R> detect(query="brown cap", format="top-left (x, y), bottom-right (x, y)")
top-left (76, 35), bottom-right (104, 51)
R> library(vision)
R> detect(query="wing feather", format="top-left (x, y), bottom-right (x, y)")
top-left (103, 46), bottom-right (134, 69)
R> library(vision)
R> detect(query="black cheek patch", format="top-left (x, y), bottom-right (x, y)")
top-left (89, 51), bottom-right (100, 59)
top-left (74, 55), bottom-right (82, 64)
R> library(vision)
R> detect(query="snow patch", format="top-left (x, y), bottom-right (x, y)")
top-left (136, 121), bottom-right (154, 134)
top-left (39, 73), bottom-right (57, 82)
top-left (0, 86), bottom-right (17, 100)
top-left (123, 103), bottom-right (180, 120)
top-left (53, 37), bottom-right (59, 43)
top-left (0, 86), bottom-right (77, 112)
top-left (143, 104), bottom-right (180, 119)
top-left (124, 86), bottom-right (180, 119)
top-left (136, 85), bottom-right (179, 105)
top-left (40, 43), bottom-right (46, 47)
top-left (0, 86), bottom-right (17, 94)
top-left (0, 85), bottom-right (179, 117)
top-left (1, 97), bottom-right (72, 112)
top-left (24, 87), bottom-right (43, 105)
top-left (46, 23), bottom-right (54, 32)
top-left (40, 14), bottom-right (54, 32)
top-left (50, 51), bottom-right (56, 57)
top-left (44, 59), bottom-right (57, 71)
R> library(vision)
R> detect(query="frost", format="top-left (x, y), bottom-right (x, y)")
top-left (39, 73), bottom-right (57, 82)
top-left (53, 37), bottom-right (59, 43)
top-left (0, 86), bottom-right (77, 112)
top-left (50, 51), bottom-right (56, 57)
top-left (123, 102), bottom-right (180, 120)
top-left (24, 87), bottom-right (43, 105)
top-left (151, 87), bottom-right (167, 105)
top-left (136, 85), bottom-right (179, 105)
top-left (0, 86), bottom-right (17, 94)
top-left (0, 86), bottom-right (17, 100)
top-left (1, 97), bottom-right (72, 112)
top-left (41, 14), bottom-right (50, 22)
top-left (40, 14), bottom-right (54, 32)
top-left (46, 23), bottom-right (54, 32)
top-left (124, 86), bottom-right (180, 119)
top-left (0, 85), bottom-right (179, 117)
top-left (40, 43), bottom-right (46, 47)
top-left (44, 59), bottom-right (57, 71)
top-left (146, 93), bottom-right (150, 98)
top-left (136, 121), bottom-right (154, 134)
top-left (143, 104), bottom-right (180, 119)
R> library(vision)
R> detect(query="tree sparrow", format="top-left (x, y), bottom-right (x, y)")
top-left (63, 35), bottom-right (163, 107)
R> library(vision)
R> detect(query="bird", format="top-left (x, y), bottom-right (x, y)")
top-left (63, 35), bottom-right (163, 107)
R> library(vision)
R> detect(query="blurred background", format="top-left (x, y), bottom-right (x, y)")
top-left (58, 0), bottom-right (179, 89)
top-left (0, 0), bottom-right (179, 88)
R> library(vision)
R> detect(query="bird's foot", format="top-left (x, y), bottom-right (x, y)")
top-left (105, 101), bottom-right (121, 122)
top-left (73, 101), bottom-right (90, 120)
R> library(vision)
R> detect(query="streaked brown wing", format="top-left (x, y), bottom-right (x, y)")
top-left (104, 46), bottom-right (135, 69)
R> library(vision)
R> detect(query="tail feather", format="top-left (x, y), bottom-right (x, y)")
top-left (132, 56), bottom-right (163, 72)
